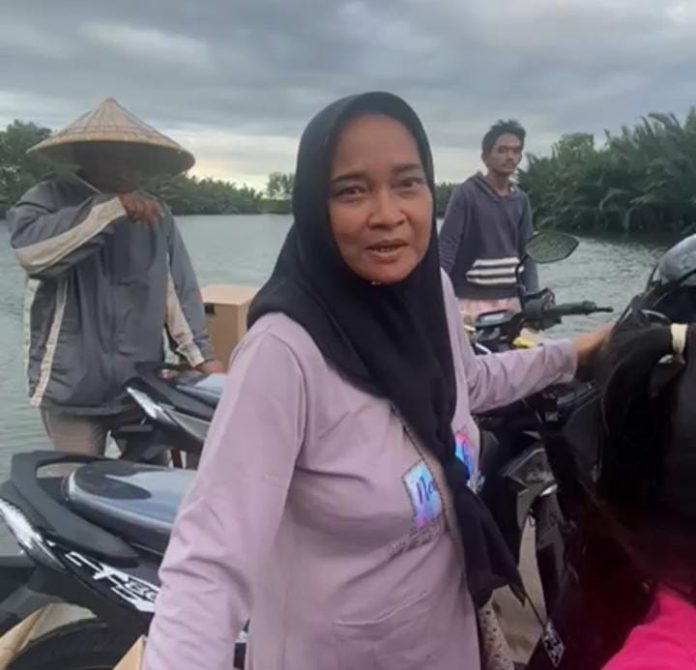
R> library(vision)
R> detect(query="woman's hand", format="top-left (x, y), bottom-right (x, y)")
top-left (573, 323), bottom-right (613, 367)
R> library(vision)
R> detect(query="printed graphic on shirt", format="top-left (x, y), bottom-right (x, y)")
top-left (454, 430), bottom-right (475, 478)
top-left (455, 429), bottom-right (484, 493)
top-left (391, 461), bottom-right (445, 557)
top-left (403, 460), bottom-right (443, 530)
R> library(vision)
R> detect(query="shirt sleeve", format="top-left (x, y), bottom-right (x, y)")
top-left (464, 337), bottom-right (577, 414)
top-left (602, 631), bottom-right (694, 670)
top-left (601, 591), bottom-right (695, 670)
top-left (142, 330), bottom-right (307, 670)
top-left (442, 271), bottom-right (577, 413)
top-left (438, 185), bottom-right (470, 274)
top-left (165, 215), bottom-right (216, 367)
top-left (8, 183), bottom-right (125, 280)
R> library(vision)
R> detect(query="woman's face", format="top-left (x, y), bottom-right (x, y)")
top-left (328, 114), bottom-right (433, 285)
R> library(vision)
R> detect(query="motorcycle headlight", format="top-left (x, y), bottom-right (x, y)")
top-left (0, 498), bottom-right (64, 571)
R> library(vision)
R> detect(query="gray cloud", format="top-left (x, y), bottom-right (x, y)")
top-left (1, 0), bottom-right (695, 186)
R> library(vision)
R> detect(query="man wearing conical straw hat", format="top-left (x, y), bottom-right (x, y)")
top-left (7, 98), bottom-right (223, 454)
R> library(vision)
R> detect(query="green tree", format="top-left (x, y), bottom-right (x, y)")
top-left (150, 174), bottom-right (263, 215)
top-left (519, 109), bottom-right (696, 235)
top-left (435, 182), bottom-right (456, 217)
top-left (0, 121), bottom-right (53, 206)
top-left (266, 172), bottom-right (294, 200)
top-left (8, 109), bottom-right (696, 234)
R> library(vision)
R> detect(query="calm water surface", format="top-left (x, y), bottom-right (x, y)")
top-left (0, 215), bottom-right (670, 533)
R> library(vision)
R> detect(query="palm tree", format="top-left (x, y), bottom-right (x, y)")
top-left (519, 108), bottom-right (696, 235)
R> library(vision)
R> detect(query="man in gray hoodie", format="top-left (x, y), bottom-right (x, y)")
top-left (8, 98), bottom-right (222, 455)
top-left (439, 120), bottom-right (538, 320)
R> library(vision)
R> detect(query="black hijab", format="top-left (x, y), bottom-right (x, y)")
top-left (249, 91), bottom-right (521, 607)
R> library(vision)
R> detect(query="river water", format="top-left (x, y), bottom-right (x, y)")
top-left (0, 214), bottom-right (670, 481)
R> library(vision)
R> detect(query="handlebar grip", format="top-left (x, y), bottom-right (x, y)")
top-left (547, 301), bottom-right (614, 317)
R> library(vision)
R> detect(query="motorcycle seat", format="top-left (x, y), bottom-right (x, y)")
top-left (65, 461), bottom-right (194, 555)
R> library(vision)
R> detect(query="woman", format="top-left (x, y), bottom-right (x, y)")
top-left (581, 323), bottom-right (696, 670)
top-left (142, 92), bottom-right (606, 670)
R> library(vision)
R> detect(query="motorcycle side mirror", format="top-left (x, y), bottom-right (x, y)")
top-left (513, 232), bottom-right (579, 302)
top-left (523, 231), bottom-right (580, 265)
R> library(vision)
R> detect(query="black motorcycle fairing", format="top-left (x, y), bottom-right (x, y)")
top-left (65, 461), bottom-right (194, 555)
top-left (175, 373), bottom-right (225, 408)
top-left (1, 452), bottom-right (138, 564)
top-left (129, 363), bottom-right (216, 421)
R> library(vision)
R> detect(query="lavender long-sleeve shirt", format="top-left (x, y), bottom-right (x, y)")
top-left (142, 273), bottom-right (577, 670)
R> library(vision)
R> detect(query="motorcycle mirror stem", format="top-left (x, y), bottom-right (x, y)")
top-left (514, 255), bottom-right (529, 304)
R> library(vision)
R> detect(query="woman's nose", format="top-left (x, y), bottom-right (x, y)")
top-left (368, 189), bottom-right (405, 228)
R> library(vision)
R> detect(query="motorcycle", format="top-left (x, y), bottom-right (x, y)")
top-left (471, 231), bottom-right (613, 617)
top-left (0, 365), bottom-right (231, 667)
top-left (524, 232), bottom-right (696, 670)
top-left (113, 363), bottom-right (220, 466)
top-left (0, 450), bottom-right (246, 669)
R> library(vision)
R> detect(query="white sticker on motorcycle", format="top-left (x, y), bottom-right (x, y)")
top-left (64, 551), bottom-right (159, 613)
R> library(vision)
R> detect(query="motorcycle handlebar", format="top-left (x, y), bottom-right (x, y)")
top-left (541, 301), bottom-right (614, 319)
top-left (474, 297), bottom-right (614, 347)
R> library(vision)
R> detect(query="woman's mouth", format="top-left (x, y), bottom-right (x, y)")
top-left (366, 241), bottom-right (407, 262)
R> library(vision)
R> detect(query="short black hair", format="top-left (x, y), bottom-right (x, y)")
top-left (482, 120), bottom-right (526, 155)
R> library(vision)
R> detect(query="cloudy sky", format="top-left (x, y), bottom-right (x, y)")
top-left (2, 0), bottom-right (695, 189)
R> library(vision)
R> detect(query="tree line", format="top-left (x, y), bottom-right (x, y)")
top-left (519, 109), bottom-right (696, 235)
top-left (0, 120), bottom-right (456, 217)
top-left (3, 109), bottom-right (696, 234)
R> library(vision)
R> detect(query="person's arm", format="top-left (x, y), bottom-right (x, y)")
top-left (438, 185), bottom-right (470, 274)
top-left (464, 335), bottom-right (576, 414)
top-left (450, 277), bottom-right (609, 413)
top-left (164, 214), bottom-right (218, 369)
top-left (520, 194), bottom-right (539, 294)
top-left (443, 271), bottom-right (577, 412)
top-left (142, 331), bottom-right (306, 670)
top-left (8, 184), bottom-right (126, 280)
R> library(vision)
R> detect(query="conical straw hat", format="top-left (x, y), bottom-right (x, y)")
top-left (28, 98), bottom-right (195, 176)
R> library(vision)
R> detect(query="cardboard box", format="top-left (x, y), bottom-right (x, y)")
top-left (201, 284), bottom-right (258, 367)
top-left (114, 636), bottom-right (146, 670)
top-left (0, 610), bottom-right (43, 669)
top-left (0, 604), bottom-right (90, 669)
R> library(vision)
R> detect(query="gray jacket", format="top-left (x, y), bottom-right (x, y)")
top-left (8, 178), bottom-right (215, 415)
top-left (439, 173), bottom-right (539, 300)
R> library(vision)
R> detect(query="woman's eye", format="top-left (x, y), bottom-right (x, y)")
top-left (333, 184), bottom-right (365, 199)
top-left (397, 177), bottom-right (425, 191)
